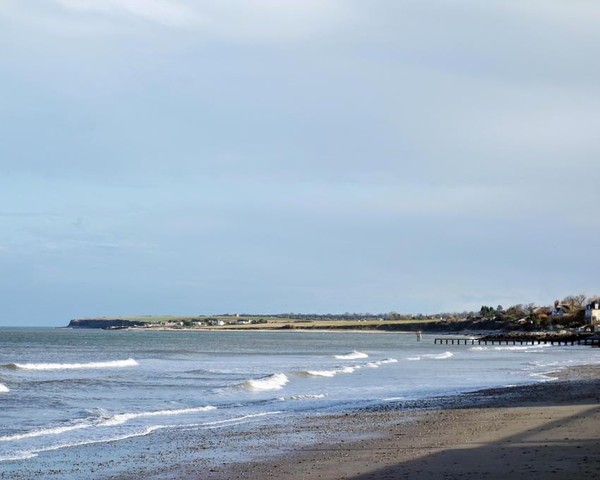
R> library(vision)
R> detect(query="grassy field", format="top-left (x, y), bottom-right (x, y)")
top-left (217, 318), bottom-right (438, 330)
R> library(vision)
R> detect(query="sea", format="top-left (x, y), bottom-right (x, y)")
top-left (1, 327), bottom-right (599, 479)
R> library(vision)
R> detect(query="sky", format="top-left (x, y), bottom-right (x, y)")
top-left (1, 1), bottom-right (599, 326)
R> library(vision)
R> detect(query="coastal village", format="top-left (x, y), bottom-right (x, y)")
top-left (69, 294), bottom-right (600, 339)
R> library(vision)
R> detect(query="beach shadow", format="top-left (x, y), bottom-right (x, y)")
top-left (349, 405), bottom-right (600, 480)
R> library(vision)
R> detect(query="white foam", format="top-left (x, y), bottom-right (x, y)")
top-left (0, 405), bottom-right (216, 442)
top-left (531, 372), bottom-right (560, 382)
top-left (284, 394), bottom-right (326, 401)
top-left (0, 451), bottom-right (38, 462)
top-left (100, 405), bottom-right (217, 427)
top-left (201, 411), bottom-right (282, 428)
top-left (306, 364), bottom-right (359, 377)
top-left (430, 352), bottom-right (454, 359)
top-left (306, 369), bottom-right (338, 377)
top-left (0, 412), bottom-right (285, 463)
top-left (1, 425), bottom-right (167, 463)
top-left (0, 422), bottom-right (92, 442)
top-left (334, 351), bottom-right (369, 360)
top-left (307, 358), bottom-right (395, 377)
top-left (367, 358), bottom-right (398, 368)
top-left (0, 383), bottom-right (9, 393)
top-left (471, 344), bottom-right (552, 353)
top-left (493, 346), bottom-right (536, 351)
top-left (244, 373), bottom-right (289, 391)
top-left (9, 358), bottom-right (139, 371)
top-left (406, 352), bottom-right (453, 361)
top-left (530, 361), bottom-right (561, 368)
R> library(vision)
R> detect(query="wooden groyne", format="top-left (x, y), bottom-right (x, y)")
top-left (434, 337), bottom-right (600, 347)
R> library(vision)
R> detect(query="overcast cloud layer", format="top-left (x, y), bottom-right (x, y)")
top-left (1, 1), bottom-right (599, 326)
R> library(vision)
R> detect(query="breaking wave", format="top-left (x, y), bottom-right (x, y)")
top-left (4, 358), bottom-right (139, 371)
top-left (493, 345), bottom-right (551, 351)
top-left (0, 383), bottom-right (9, 393)
top-left (0, 422), bottom-right (94, 443)
top-left (0, 405), bottom-right (217, 442)
top-left (305, 369), bottom-right (337, 377)
top-left (366, 358), bottom-right (398, 368)
top-left (406, 352), bottom-right (453, 361)
top-left (334, 351), bottom-right (368, 360)
top-left (305, 366), bottom-right (357, 377)
top-left (99, 405), bottom-right (217, 427)
top-left (281, 394), bottom-right (326, 401)
top-left (305, 357), bottom-right (397, 377)
top-left (0, 425), bottom-right (165, 463)
top-left (470, 345), bottom-right (551, 352)
top-left (243, 373), bottom-right (289, 391)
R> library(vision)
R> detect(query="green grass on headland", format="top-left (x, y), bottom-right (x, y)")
top-left (69, 294), bottom-right (600, 332)
top-left (69, 314), bottom-right (440, 331)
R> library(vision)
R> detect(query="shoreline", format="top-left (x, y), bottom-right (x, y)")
top-left (185, 365), bottom-right (600, 480)
top-left (5, 362), bottom-right (599, 478)
top-left (5, 328), bottom-right (599, 479)
top-left (65, 325), bottom-right (600, 343)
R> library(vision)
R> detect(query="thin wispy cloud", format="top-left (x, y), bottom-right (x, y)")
top-left (56, 0), bottom-right (198, 27)
top-left (9, 0), bottom-right (355, 39)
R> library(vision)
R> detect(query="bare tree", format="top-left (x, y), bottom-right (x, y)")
top-left (562, 294), bottom-right (588, 307)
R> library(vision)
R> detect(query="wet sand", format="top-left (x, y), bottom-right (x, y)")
top-left (197, 365), bottom-right (600, 480)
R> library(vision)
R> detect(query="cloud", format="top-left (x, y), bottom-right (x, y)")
top-left (498, 0), bottom-right (600, 33)
top-left (56, 0), bottom-right (199, 27)
top-left (2, 1), bottom-right (600, 323)
top-left (4, 0), bottom-right (355, 40)
top-left (188, 0), bottom-right (355, 41)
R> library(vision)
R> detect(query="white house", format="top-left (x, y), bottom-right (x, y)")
top-left (585, 301), bottom-right (600, 331)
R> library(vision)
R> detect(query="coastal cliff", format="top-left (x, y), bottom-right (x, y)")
top-left (66, 317), bottom-right (505, 332)
top-left (68, 319), bottom-right (148, 329)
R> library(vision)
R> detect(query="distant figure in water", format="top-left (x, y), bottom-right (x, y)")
top-left (416, 331), bottom-right (422, 341)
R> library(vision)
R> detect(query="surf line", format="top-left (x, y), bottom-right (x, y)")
top-left (5, 358), bottom-right (139, 371)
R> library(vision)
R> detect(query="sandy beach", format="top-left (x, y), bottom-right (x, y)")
top-left (189, 365), bottom-right (600, 480)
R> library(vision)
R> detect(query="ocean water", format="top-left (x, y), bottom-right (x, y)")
top-left (1, 327), bottom-right (599, 478)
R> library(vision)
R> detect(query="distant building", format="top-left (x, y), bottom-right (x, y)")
top-left (585, 301), bottom-right (600, 331)
top-left (551, 300), bottom-right (568, 317)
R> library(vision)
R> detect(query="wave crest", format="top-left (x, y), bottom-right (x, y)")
top-left (305, 369), bottom-right (337, 377)
top-left (100, 405), bottom-right (217, 427)
top-left (284, 394), bottom-right (326, 401)
top-left (4, 358), bottom-right (139, 371)
top-left (407, 352), bottom-right (453, 361)
top-left (305, 357), bottom-right (397, 377)
top-left (305, 365), bottom-right (357, 377)
top-left (0, 405), bottom-right (217, 442)
top-left (367, 358), bottom-right (398, 368)
top-left (334, 351), bottom-right (368, 360)
top-left (0, 421), bottom-right (92, 443)
top-left (0, 383), bottom-right (9, 393)
top-left (244, 373), bottom-right (289, 391)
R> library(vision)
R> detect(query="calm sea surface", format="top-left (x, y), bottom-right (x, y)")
top-left (1, 327), bottom-right (599, 478)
